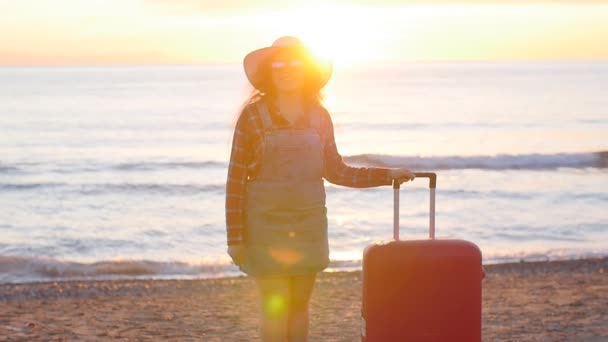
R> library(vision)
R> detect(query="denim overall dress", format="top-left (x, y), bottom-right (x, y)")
top-left (239, 100), bottom-right (330, 276)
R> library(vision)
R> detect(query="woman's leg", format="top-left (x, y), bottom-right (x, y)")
top-left (256, 275), bottom-right (291, 342)
top-left (287, 273), bottom-right (317, 342)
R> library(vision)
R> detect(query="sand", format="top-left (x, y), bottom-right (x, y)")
top-left (1, 257), bottom-right (606, 341)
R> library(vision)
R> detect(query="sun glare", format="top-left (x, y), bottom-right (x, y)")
top-left (263, 5), bottom-right (390, 67)
top-left (3, 1), bottom-right (608, 65)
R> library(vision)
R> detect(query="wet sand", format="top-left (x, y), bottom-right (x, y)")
top-left (1, 257), bottom-right (606, 341)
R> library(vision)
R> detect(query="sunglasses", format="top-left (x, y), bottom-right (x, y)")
top-left (271, 60), bottom-right (304, 70)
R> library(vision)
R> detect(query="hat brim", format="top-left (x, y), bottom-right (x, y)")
top-left (244, 46), bottom-right (333, 91)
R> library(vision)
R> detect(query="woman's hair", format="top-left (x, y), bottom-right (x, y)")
top-left (232, 51), bottom-right (326, 128)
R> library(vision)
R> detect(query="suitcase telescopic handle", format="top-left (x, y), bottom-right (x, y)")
top-left (392, 172), bottom-right (437, 241)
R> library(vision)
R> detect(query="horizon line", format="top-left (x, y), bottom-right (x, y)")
top-left (1, 57), bottom-right (607, 68)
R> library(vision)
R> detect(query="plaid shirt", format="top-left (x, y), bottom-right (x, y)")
top-left (225, 99), bottom-right (393, 246)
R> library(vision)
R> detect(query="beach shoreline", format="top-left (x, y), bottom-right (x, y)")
top-left (1, 257), bottom-right (606, 341)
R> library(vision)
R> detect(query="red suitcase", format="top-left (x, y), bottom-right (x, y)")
top-left (361, 173), bottom-right (484, 341)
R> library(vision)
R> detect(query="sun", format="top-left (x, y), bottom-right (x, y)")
top-left (265, 5), bottom-right (388, 67)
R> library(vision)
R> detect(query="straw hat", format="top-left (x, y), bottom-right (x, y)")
top-left (243, 36), bottom-right (333, 91)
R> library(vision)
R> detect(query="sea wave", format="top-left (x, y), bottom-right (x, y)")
top-left (344, 151), bottom-right (608, 170)
top-left (0, 164), bottom-right (22, 173)
top-left (0, 256), bottom-right (234, 284)
top-left (2, 251), bottom-right (607, 284)
top-left (0, 160), bottom-right (225, 175)
top-left (1, 151), bottom-right (605, 177)
top-left (111, 161), bottom-right (224, 171)
top-left (0, 182), bottom-right (224, 195)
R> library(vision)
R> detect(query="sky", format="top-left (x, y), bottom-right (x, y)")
top-left (1, 0), bottom-right (607, 66)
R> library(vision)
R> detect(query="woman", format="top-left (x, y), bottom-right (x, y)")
top-left (225, 36), bottom-right (414, 341)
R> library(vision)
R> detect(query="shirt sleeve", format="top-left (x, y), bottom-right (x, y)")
top-left (321, 109), bottom-right (393, 188)
top-left (225, 108), bottom-right (250, 246)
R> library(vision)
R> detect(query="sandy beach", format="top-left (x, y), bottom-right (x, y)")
top-left (1, 257), bottom-right (606, 341)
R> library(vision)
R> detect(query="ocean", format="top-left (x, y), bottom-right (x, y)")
top-left (1, 61), bottom-right (607, 284)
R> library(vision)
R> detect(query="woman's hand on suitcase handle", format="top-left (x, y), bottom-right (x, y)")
top-left (389, 168), bottom-right (415, 184)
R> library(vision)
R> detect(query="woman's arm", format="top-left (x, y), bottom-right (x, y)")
top-left (225, 109), bottom-right (250, 246)
top-left (322, 109), bottom-right (394, 188)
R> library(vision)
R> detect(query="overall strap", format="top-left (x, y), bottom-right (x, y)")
top-left (255, 100), bottom-right (273, 131)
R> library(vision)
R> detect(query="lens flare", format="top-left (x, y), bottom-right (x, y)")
top-left (265, 293), bottom-right (288, 318)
